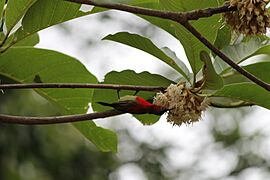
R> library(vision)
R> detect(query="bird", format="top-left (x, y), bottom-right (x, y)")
top-left (97, 95), bottom-right (167, 115)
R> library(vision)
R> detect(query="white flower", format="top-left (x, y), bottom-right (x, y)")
top-left (154, 82), bottom-right (209, 126)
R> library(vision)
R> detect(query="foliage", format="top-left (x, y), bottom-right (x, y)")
top-left (0, 0), bottom-right (269, 152)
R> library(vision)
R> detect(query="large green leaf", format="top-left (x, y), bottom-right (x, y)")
top-left (0, 47), bottom-right (117, 152)
top-left (213, 83), bottom-right (270, 109)
top-left (73, 121), bottom-right (118, 153)
top-left (92, 70), bottom-right (173, 125)
top-left (103, 32), bottom-right (190, 80)
top-left (14, 33), bottom-right (39, 47)
top-left (250, 45), bottom-right (270, 57)
top-left (214, 37), bottom-right (265, 73)
top-left (200, 51), bottom-right (223, 90)
top-left (142, 0), bottom-right (222, 74)
top-left (214, 25), bottom-right (231, 50)
top-left (0, 0), bottom-right (5, 24)
top-left (222, 62), bottom-right (270, 84)
top-left (5, 0), bottom-right (37, 33)
top-left (97, 0), bottom-right (134, 3)
top-left (210, 62), bottom-right (270, 108)
top-left (11, 0), bottom-right (91, 45)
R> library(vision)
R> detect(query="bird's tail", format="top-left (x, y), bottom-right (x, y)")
top-left (97, 102), bottom-right (113, 107)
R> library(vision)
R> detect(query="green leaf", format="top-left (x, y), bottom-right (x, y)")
top-left (161, 47), bottom-right (191, 81)
top-left (11, 0), bottom-right (92, 45)
top-left (0, 0), bottom-right (5, 23)
top-left (14, 33), bottom-right (39, 47)
top-left (173, 18), bottom-right (221, 74)
top-left (200, 51), bottom-right (223, 90)
top-left (5, 0), bottom-right (37, 33)
top-left (97, 0), bottom-right (133, 3)
top-left (214, 25), bottom-right (231, 50)
top-left (93, 0), bottom-right (222, 74)
top-left (103, 32), bottom-right (190, 81)
top-left (141, 0), bottom-right (222, 74)
top-left (222, 62), bottom-right (270, 84)
top-left (92, 70), bottom-right (173, 125)
top-left (209, 97), bottom-right (253, 108)
top-left (212, 62), bottom-right (270, 108)
top-left (213, 83), bottom-right (270, 109)
top-left (214, 37), bottom-right (265, 73)
top-left (0, 47), bottom-right (117, 152)
top-left (250, 45), bottom-right (270, 57)
top-left (73, 121), bottom-right (117, 153)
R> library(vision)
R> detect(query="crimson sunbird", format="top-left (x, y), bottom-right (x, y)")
top-left (97, 95), bottom-right (167, 115)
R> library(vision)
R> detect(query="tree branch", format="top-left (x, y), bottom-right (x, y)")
top-left (0, 110), bottom-right (124, 125)
top-left (67, 0), bottom-right (235, 22)
top-left (0, 83), bottom-right (166, 92)
top-left (66, 0), bottom-right (270, 91)
top-left (180, 22), bottom-right (270, 91)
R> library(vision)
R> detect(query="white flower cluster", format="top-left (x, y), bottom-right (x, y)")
top-left (154, 82), bottom-right (209, 126)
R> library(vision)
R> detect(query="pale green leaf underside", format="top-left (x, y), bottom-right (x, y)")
top-left (214, 37), bottom-right (265, 73)
top-left (222, 62), bottom-right (270, 85)
top-left (214, 62), bottom-right (270, 109)
top-left (0, 47), bottom-right (117, 152)
top-left (161, 47), bottom-right (191, 81)
top-left (251, 45), bottom-right (270, 57)
top-left (214, 83), bottom-right (270, 109)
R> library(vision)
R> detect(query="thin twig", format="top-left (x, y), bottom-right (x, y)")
top-left (67, 0), bottom-right (235, 22)
top-left (181, 22), bottom-right (270, 91)
top-left (0, 110), bottom-right (124, 125)
top-left (0, 83), bottom-right (166, 92)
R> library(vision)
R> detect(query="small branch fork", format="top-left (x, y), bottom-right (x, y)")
top-left (1, 0), bottom-right (269, 125)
